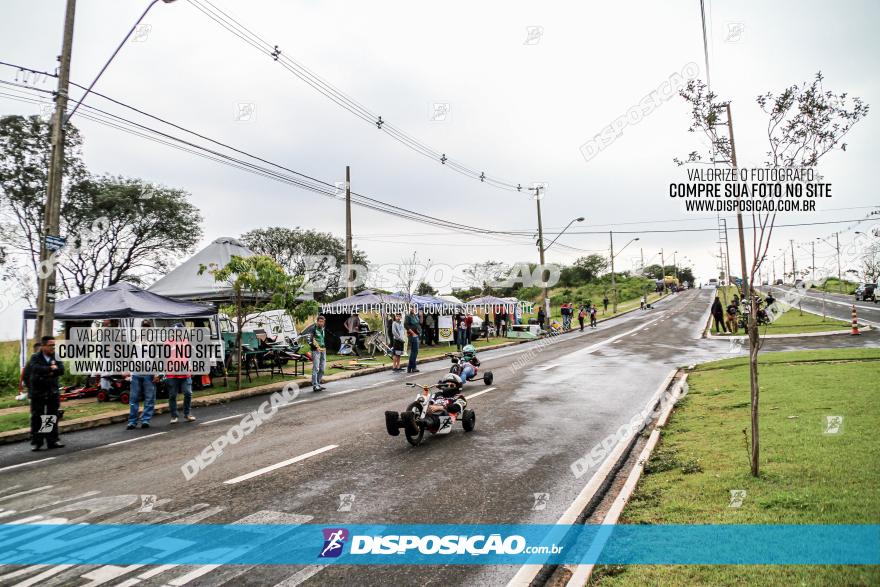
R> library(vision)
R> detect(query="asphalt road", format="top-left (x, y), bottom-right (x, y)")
top-left (764, 285), bottom-right (880, 326)
top-left (0, 288), bottom-right (876, 587)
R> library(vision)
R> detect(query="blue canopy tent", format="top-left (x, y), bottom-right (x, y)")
top-left (21, 282), bottom-right (218, 367)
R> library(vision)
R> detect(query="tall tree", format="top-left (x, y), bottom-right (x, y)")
top-left (58, 176), bottom-right (203, 296)
top-left (0, 115), bottom-right (88, 300)
top-left (677, 73), bottom-right (868, 476)
top-left (241, 226), bottom-right (368, 299)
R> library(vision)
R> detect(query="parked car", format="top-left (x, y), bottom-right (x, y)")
top-left (775, 279), bottom-right (784, 285)
top-left (854, 283), bottom-right (877, 302)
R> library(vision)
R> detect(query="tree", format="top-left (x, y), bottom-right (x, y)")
top-left (201, 255), bottom-right (302, 389)
top-left (677, 73), bottom-right (868, 476)
top-left (559, 254), bottom-right (608, 286)
top-left (241, 227), bottom-right (368, 300)
top-left (0, 115), bottom-right (88, 301)
top-left (57, 176), bottom-right (202, 296)
top-left (416, 281), bottom-right (437, 296)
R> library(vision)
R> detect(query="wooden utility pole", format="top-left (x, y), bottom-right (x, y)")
top-left (534, 187), bottom-right (549, 318)
top-left (345, 166), bottom-right (353, 297)
top-left (835, 232), bottom-right (842, 292)
top-left (812, 241), bottom-right (816, 282)
top-left (790, 239), bottom-right (797, 281)
top-left (609, 231), bottom-right (617, 313)
top-left (726, 102), bottom-right (760, 477)
top-left (35, 0), bottom-right (76, 338)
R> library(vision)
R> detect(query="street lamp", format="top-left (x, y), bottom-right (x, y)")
top-left (35, 0), bottom-right (178, 337)
top-left (816, 233), bottom-right (842, 292)
top-left (544, 217), bottom-right (585, 251)
top-left (610, 233), bottom-right (639, 313)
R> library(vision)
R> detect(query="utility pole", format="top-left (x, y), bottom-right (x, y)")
top-left (345, 166), bottom-right (353, 297)
top-left (533, 186), bottom-right (550, 319)
top-left (835, 232), bottom-right (842, 292)
top-left (640, 247), bottom-right (644, 275)
top-left (659, 248), bottom-right (665, 291)
top-left (772, 258), bottom-right (776, 284)
top-left (726, 102), bottom-right (759, 477)
top-left (783, 255), bottom-right (787, 282)
top-left (35, 0), bottom-right (77, 338)
top-left (790, 239), bottom-right (796, 282)
top-left (673, 251), bottom-right (678, 282)
top-left (811, 241), bottom-right (816, 282)
top-left (609, 231), bottom-right (617, 313)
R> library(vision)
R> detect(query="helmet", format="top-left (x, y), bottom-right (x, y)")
top-left (439, 373), bottom-right (463, 391)
top-left (462, 344), bottom-right (476, 359)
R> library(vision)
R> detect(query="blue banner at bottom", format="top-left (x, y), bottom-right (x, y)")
top-left (0, 524), bottom-right (876, 565)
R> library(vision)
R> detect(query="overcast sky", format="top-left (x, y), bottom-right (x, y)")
top-left (1, 0), bottom-right (878, 338)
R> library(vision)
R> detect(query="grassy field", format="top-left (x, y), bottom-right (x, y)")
top-left (591, 348), bottom-right (880, 586)
top-left (815, 277), bottom-right (859, 295)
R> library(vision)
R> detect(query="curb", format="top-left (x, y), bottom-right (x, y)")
top-left (0, 296), bottom-right (668, 445)
top-left (707, 325), bottom-right (869, 340)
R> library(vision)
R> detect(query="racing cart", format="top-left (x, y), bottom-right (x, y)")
top-left (385, 378), bottom-right (475, 446)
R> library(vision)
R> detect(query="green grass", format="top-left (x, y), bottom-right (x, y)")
top-left (816, 277), bottom-right (859, 295)
top-left (591, 348), bottom-right (880, 586)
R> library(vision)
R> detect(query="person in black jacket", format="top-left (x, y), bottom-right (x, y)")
top-left (20, 341), bottom-right (42, 399)
top-left (711, 296), bottom-right (728, 333)
top-left (28, 335), bottom-right (65, 451)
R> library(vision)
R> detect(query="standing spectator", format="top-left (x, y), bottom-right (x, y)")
top-left (590, 304), bottom-right (598, 328)
top-left (310, 315), bottom-right (327, 392)
top-left (455, 312), bottom-right (467, 350)
top-left (493, 308), bottom-right (503, 336)
top-left (561, 303), bottom-right (572, 331)
top-left (424, 313), bottom-right (435, 346)
top-left (464, 314), bottom-right (474, 344)
top-left (165, 323), bottom-right (195, 423)
top-left (537, 306), bottom-right (546, 331)
top-left (128, 320), bottom-right (158, 430)
top-left (602, 296), bottom-right (609, 314)
top-left (578, 306), bottom-right (586, 331)
top-left (391, 313), bottom-right (405, 371)
top-left (20, 341), bottom-right (41, 400)
top-left (711, 296), bottom-right (728, 333)
top-left (28, 336), bottom-right (66, 450)
top-left (404, 307), bottom-right (421, 373)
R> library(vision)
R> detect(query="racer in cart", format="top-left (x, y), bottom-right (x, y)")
top-left (459, 344), bottom-right (481, 383)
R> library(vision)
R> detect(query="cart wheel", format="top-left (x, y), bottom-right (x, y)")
top-left (96, 391), bottom-right (107, 402)
top-left (119, 392), bottom-right (130, 404)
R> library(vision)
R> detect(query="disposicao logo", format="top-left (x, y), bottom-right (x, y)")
top-left (319, 528), bottom-right (349, 558)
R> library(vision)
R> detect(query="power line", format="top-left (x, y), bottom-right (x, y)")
top-left (185, 0), bottom-right (529, 193)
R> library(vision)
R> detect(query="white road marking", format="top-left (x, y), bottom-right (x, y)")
top-left (8, 564), bottom-right (73, 586)
top-left (163, 564), bottom-right (221, 586)
top-left (0, 485), bottom-right (53, 503)
top-left (274, 565), bottom-right (326, 586)
top-left (101, 432), bottom-right (167, 448)
top-left (0, 458), bottom-right (56, 473)
top-left (223, 444), bottom-right (338, 485)
top-left (199, 414), bottom-right (243, 426)
top-left (536, 363), bottom-right (559, 371)
top-left (466, 387), bottom-right (497, 400)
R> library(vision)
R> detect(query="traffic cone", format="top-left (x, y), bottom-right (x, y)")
top-left (851, 305), bottom-right (861, 335)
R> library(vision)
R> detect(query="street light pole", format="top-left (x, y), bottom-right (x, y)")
top-left (35, 0), bottom-right (177, 337)
top-left (534, 187), bottom-right (549, 319)
top-left (35, 0), bottom-right (76, 338)
top-left (609, 231), bottom-right (616, 313)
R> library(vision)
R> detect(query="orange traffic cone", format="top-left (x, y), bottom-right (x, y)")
top-left (851, 305), bottom-right (861, 335)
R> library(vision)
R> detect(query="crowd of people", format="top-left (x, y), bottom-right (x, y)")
top-left (711, 289), bottom-right (776, 334)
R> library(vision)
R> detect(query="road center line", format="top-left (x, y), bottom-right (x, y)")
top-left (465, 386), bottom-right (497, 401)
top-left (223, 444), bottom-right (338, 485)
top-left (200, 414), bottom-right (243, 426)
top-left (101, 432), bottom-right (167, 448)
top-left (536, 363), bottom-right (559, 371)
top-left (0, 457), bottom-right (56, 473)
